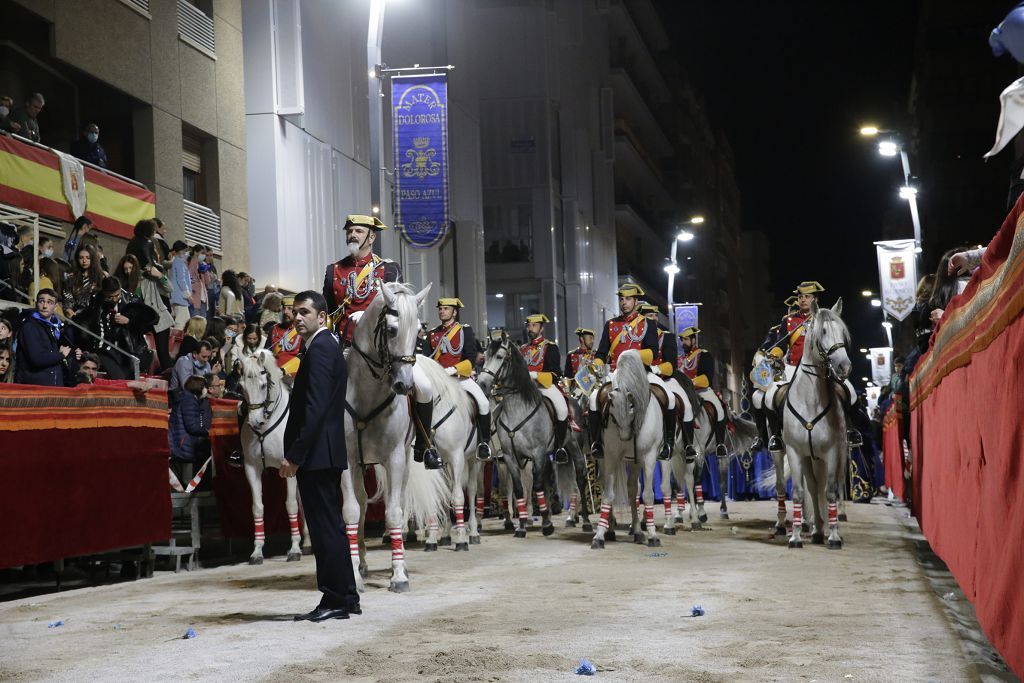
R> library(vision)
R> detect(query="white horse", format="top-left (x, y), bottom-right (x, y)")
top-left (340, 282), bottom-right (449, 592)
top-left (780, 300), bottom-right (852, 549)
top-left (414, 354), bottom-right (485, 551)
top-left (237, 350), bottom-right (304, 564)
top-left (591, 350), bottom-right (663, 549)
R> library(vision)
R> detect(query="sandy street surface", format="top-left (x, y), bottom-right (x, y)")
top-left (0, 501), bottom-right (1007, 682)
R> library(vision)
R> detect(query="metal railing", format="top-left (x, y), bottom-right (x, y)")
top-left (177, 0), bottom-right (216, 57)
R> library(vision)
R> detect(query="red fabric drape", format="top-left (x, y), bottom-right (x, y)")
top-left (0, 427), bottom-right (170, 569)
top-left (881, 404), bottom-right (905, 501)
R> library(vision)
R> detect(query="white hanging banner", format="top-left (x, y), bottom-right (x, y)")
top-left (875, 239), bottom-right (917, 322)
top-left (869, 346), bottom-right (892, 386)
top-left (54, 150), bottom-right (87, 218)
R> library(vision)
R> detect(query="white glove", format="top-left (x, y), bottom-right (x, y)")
top-left (529, 371), bottom-right (538, 380)
top-left (444, 366), bottom-right (458, 376)
top-left (650, 365), bottom-right (662, 376)
top-left (349, 310), bottom-right (364, 324)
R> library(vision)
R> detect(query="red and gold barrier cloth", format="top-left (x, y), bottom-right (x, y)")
top-left (881, 402), bottom-right (905, 502)
top-left (908, 193), bottom-right (1024, 678)
top-left (0, 134), bottom-right (156, 240)
top-left (0, 383), bottom-right (170, 569)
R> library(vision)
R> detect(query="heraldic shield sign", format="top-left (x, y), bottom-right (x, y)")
top-left (875, 239), bottom-right (917, 322)
top-left (392, 75), bottom-right (450, 249)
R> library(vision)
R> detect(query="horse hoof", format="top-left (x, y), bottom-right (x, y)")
top-left (647, 537), bottom-right (662, 548)
top-left (698, 513), bottom-right (708, 523)
top-left (408, 532), bottom-right (418, 544)
top-left (605, 530), bottom-right (617, 542)
top-left (674, 516), bottom-right (685, 524)
top-left (719, 512), bottom-right (729, 520)
top-left (838, 513), bottom-right (848, 522)
top-left (359, 566), bottom-right (368, 579)
top-left (564, 519), bottom-right (576, 528)
top-left (513, 529), bottom-right (527, 539)
top-left (640, 521), bottom-right (647, 531)
top-left (389, 581), bottom-right (410, 593)
top-left (591, 539), bottom-right (605, 549)
top-left (455, 542), bottom-right (469, 551)
top-left (469, 536), bottom-right (481, 545)
top-left (774, 526), bottom-right (787, 537)
top-left (663, 526), bottom-right (677, 535)
top-left (581, 523), bottom-right (594, 533)
top-left (424, 543), bottom-right (438, 552)
top-left (801, 522), bottom-right (810, 533)
top-left (788, 540), bottom-right (803, 549)
top-left (633, 533), bottom-right (644, 545)
top-left (811, 533), bottom-right (825, 545)
top-left (439, 536), bottom-right (452, 546)
top-left (248, 556), bottom-right (263, 565)
top-left (690, 522), bottom-right (702, 531)
top-left (542, 525), bottom-right (555, 537)
top-left (286, 552), bottom-right (302, 562)
top-left (503, 520), bottom-right (516, 531)
top-left (827, 539), bottom-right (843, 550)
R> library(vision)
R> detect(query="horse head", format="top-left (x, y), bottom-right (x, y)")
top-left (607, 384), bottom-right (637, 441)
top-left (240, 349), bottom-right (284, 429)
top-left (373, 281), bottom-right (431, 395)
top-left (811, 298), bottom-right (852, 381)
top-left (477, 331), bottom-right (510, 395)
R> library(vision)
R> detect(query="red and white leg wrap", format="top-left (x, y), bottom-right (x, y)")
top-left (676, 492), bottom-right (686, 512)
top-left (428, 517), bottom-right (440, 536)
top-left (516, 497), bottom-right (528, 521)
top-left (695, 484), bottom-right (705, 504)
top-left (645, 504), bottom-right (655, 530)
top-left (475, 496), bottom-right (484, 519)
top-left (389, 527), bottom-right (405, 563)
top-left (777, 494), bottom-right (787, 515)
top-left (664, 499), bottom-right (672, 520)
top-left (597, 503), bottom-right (612, 530)
top-left (793, 502), bottom-right (803, 531)
top-left (536, 490), bottom-right (548, 514)
top-left (828, 501), bottom-right (838, 528)
top-left (569, 493), bottom-right (578, 517)
top-left (455, 506), bottom-right (466, 531)
top-left (253, 516), bottom-right (265, 545)
top-left (288, 512), bottom-right (300, 539)
top-left (346, 523), bottom-right (359, 559)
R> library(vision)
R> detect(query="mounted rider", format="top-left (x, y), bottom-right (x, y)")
top-left (749, 295), bottom-right (798, 451)
top-left (678, 326), bottom-right (728, 457)
top-left (266, 295), bottom-right (301, 376)
top-left (564, 327), bottom-right (596, 393)
top-left (321, 214), bottom-right (441, 469)
top-left (420, 297), bottom-right (492, 461)
top-left (764, 281), bottom-right (862, 452)
top-left (520, 313), bottom-right (571, 464)
top-left (589, 284), bottom-right (676, 460)
top-left (640, 303), bottom-right (699, 458)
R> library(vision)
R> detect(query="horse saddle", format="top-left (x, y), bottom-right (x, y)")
top-left (594, 381), bottom-right (668, 412)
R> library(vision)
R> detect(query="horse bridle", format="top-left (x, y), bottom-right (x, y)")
top-left (478, 340), bottom-right (513, 397)
top-left (350, 304), bottom-right (417, 381)
top-left (801, 318), bottom-right (847, 381)
top-left (243, 366), bottom-right (282, 422)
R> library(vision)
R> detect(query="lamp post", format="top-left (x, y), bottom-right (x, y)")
top-left (665, 215), bottom-right (704, 312)
top-left (367, 0), bottom-right (387, 218)
top-left (859, 126), bottom-right (923, 266)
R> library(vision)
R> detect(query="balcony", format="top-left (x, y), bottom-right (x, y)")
top-left (608, 68), bottom-right (672, 157)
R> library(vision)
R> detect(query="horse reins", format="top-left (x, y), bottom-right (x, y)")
top-left (242, 367), bottom-right (290, 467)
top-left (785, 318), bottom-right (845, 461)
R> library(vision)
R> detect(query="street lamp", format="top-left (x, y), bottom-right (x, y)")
top-left (666, 216), bottom-right (704, 312)
top-left (861, 290), bottom-right (873, 297)
top-left (859, 124), bottom-right (923, 262)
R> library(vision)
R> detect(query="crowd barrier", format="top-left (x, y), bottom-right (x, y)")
top-left (908, 193), bottom-right (1024, 677)
top-left (882, 402), bottom-right (906, 502)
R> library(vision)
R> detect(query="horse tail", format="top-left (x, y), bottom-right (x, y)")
top-left (368, 464), bottom-right (386, 504)
top-left (402, 454), bottom-right (450, 528)
top-left (754, 457), bottom-right (792, 494)
top-left (554, 454), bottom-right (577, 510)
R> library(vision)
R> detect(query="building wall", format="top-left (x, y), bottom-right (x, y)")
top-left (8, 0), bottom-right (249, 271)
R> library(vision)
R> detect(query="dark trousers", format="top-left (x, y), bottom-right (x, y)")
top-left (296, 467), bottom-right (359, 610)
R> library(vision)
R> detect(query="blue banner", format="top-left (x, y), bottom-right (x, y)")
top-left (673, 304), bottom-right (699, 335)
top-left (392, 75), bottom-right (449, 249)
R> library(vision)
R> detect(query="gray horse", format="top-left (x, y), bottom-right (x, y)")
top-left (780, 300), bottom-right (852, 549)
top-left (477, 332), bottom-right (592, 537)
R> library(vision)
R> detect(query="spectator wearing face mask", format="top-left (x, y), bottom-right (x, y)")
top-left (7, 93), bottom-right (44, 143)
top-left (169, 339), bottom-right (213, 404)
top-left (187, 245), bottom-right (210, 318)
top-left (0, 95), bottom-right (22, 134)
top-left (70, 123), bottom-right (107, 169)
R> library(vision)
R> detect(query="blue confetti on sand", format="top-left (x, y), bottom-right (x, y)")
top-left (691, 604), bottom-right (705, 617)
top-left (183, 627), bottom-right (197, 639)
top-left (575, 659), bottom-right (596, 675)
top-left (47, 620), bottom-right (64, 628)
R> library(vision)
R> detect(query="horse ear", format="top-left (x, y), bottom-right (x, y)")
top-left (259, 349), bottom-right (274, 371)
top-left (832, 297), bottom-right (843, 317)
top-left (381, 282), bottom-right (396, 308)
top-left (415, 282), bottom-right (432, 307)
top-left (810, 299), bottom-right (820, 314)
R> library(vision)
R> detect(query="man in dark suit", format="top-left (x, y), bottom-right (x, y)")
top-left (280, 290), bottom-right (359, 622)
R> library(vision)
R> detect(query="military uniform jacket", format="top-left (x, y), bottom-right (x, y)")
top-left (322, 252), bottom-right (401, 341)
top-left (520, 336), bottom-right (561, 377)
top-left (595, 312), bottom-right (658, 369)
top-left (565, 346), bottom-right (595, 377)
top-left (421, 321), bottom-right (477, 376)
top-left (679, 347), bottom-right (714, 389)
top-left (781, 311), bottom-right (810, 366)
top-left (266, 323), bottom-right (301, 368)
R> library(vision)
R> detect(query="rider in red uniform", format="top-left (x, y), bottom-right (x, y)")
top-left (564, 327), bottom-right (596, 381)
top-left (420, 297), bottom-right (492, 461)
top-left (520, 313), bottom-right (570, 463)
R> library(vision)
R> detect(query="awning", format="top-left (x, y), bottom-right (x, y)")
top-left (0, 133), bottom-right (155, 239)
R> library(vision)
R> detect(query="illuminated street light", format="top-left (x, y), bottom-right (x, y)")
top-left (494, 293), bottom-right (504, 299)
top-left (666, 216), bottom-right (706, 310)
top-left (860, 348), bottom-right (868, 353)
top-left (677, 230), bottom-right (695, 242)
top-left (859, 126), bottom-right (880, 137)
top-left (899, 186), bottom-right (918, 200)
top-left (878, 140), bottom-right (899, 157)
top-left (871, 298), bottom-right (882, 307)
top-left (663, 262), bottom-right (680, 276)
top-left (861, 290), bottom-right (873, 297)
top-left (689, 215), bottom-right (705, 225)
top-left (861, 376), bottom-right (870, 382)
top-left (881, 321), bottom-right (893, 329)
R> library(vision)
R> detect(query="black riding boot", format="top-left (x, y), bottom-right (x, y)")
top-left (553, 419), bottom-right (569, 464)
top-left (682, 420), bottom-right (697, 459)
top-left (589, 410), bottom-right (604, 458)
top-left (476, 413), bottom-right (493, 460)
top-left (844, 407), bottom-right (863, 448)
top-left (751, 405), bottom-right (768, 452)
top-left (413, 400), bottom-right (442, 469)
top-left (714, 419), bottom-right (727, 458)
top-left (767, 409), bottom-right (784, 452)
top-left (659, 410), bottom-right (675, 460)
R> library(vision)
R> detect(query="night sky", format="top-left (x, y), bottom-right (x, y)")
top-left (661, 1), bottom-right (923, 355)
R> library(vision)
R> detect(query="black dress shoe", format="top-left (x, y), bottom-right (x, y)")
top-left (347, 603), bottom-right (362, 615)
top-left (294, 606), bottom-right (350, 622)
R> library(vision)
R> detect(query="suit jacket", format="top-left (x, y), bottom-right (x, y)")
top-left (14, 312), bottom-right (76, 386)
top-left (283, 327), bottom-right (347, 470)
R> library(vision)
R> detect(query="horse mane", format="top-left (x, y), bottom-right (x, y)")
top-left (415, 354), bottom-right (471, 415)
top-left (241, 349), bottom-right (283, 385)
top-left (612, 349), bottom-right (650, 424)
top-left (490, 336), bottom-right (541, 405)
top-left (355, 280), bottom-right (420, 357)
top-left (809, 305), bottom-right (851, 352)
